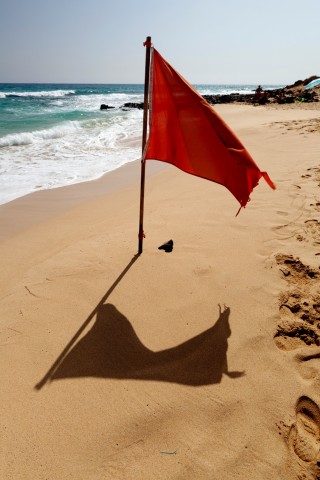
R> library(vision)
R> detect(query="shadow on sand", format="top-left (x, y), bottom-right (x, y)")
top-left (35, 256), bottom-right (244, 389)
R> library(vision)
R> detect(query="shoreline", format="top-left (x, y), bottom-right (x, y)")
top-left (1, 102), bottom-right (320, 479)
top-left (0, 158), bottom-right (167, 241)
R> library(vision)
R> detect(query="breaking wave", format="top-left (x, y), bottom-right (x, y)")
top-left (0, 89), bottom-right (75, 98)
top-left (0, 121), bottom-right (82, 147)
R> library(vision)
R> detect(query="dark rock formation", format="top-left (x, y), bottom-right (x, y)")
top-left (100, 104), bottom-right (115, 110)
top-left (122, 102), bottom-right (144, 110)
top-left (286, 75), bottom-right (319, 89)
top-left (203, 75), bottom-right (320, 106)
top-left (100, 76), bottom-right (320, 112)
top-left (203, 93), bottom-right (254, 105)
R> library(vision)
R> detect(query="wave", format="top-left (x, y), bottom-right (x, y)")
top-left (0, 89), bottom-right (75, 98)
top-left (0, 121), bottom-right (82, 147)
top-left (0, 111), bottom-right (142, 148)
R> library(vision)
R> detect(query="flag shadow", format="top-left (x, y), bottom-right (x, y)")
top-left (48, 304), bottom-right (245, 386)
top-left (35, 254), bottom-right (139, 390)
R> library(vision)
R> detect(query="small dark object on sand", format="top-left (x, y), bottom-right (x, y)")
top-left (158, 240), bottom-right (173, 253)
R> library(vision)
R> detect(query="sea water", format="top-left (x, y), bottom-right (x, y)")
top-left (0, 83), bottom-right (281, 206)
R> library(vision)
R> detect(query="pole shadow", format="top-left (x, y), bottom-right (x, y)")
top-left (40, 303), bottom-right (245, 387)
top-left (35, 254), bottom-right (139, 390)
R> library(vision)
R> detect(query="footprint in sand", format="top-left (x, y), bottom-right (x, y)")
top-left (275, 254), bottom-right (319, 282)
top-left (289, 396), bottom-right (320, 464)
top-left (310, 202), bottom-right (320, 212)
top-left (193, 265), bottom-right (212, 277)
top-left (274, 254), bottom-right (320, 351)
top-left (304, 219), bottom-right (320, 245)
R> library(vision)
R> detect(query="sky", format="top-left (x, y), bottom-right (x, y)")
top-left (0, 0), bottom-right (319, 85)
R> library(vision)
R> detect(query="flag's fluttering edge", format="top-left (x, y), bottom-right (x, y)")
top-left (143, 49), bottom-right (275, 210)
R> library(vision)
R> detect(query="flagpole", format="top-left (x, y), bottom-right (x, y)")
top-left (138, 36), bottom-right (152, 254)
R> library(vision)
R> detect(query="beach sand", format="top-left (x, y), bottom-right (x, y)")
top-left (1, 103), bottom-right (320, 479)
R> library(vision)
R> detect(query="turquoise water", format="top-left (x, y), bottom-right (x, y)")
top-left (0, 84), bottom-right (144, 137)
top-left (0, 83), bottom-right (282, 205)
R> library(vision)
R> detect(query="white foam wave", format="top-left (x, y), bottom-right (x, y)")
top-left (70, 93), bottom-right (143, 111)
top-left (2, 89), bottom-right (75, 98)
top-left (0, 109), bottom-right (143, 205)
top-left (0, 121), bottom-right (82, 147)
top-left (218, 88), bottom-right (255, 96)
top-left (0, 103), bottom-right (144, 205)
top-left (198, 87), bottom-right (255, 96)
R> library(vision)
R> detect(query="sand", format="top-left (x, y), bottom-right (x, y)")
top-left (1, 103), bottom-right (320, 479)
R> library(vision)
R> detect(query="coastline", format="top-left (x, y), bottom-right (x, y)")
top-left (0, 158), bottom-right (167, 241)
top-left (1, 102), bottom-right (319, 240)
top-left (1, 103), bottom-right (320, 479)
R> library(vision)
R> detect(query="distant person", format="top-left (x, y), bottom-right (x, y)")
top-left (254, 85), bottom-right (263, 103)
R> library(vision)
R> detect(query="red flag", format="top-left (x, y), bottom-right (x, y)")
top-left (144, 49), bottom-right (275, 210)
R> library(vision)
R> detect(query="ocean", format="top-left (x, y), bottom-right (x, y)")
top-left (0, 83), bottom-right (282, 206)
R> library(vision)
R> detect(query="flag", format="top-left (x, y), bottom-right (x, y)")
top-left (143, 49), bottom-right (275, 210)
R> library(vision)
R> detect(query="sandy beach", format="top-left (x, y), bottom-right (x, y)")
top-left (1, 103), bottom-right (320, 479)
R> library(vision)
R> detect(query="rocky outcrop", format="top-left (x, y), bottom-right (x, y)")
top-left (100, 76), bottom-right (320, 111)
top-left (122, 102), bottom-right (144, 110)
top-left (286, 75), bottom-right (319, 89)
top-left (203, 93), bottom-right (254, 104)
top-left (100, 104), bottom-right (115, 110)
top-left (100, 102), bottom-right (144, 111)
top-left (203, 75), bottom-right (320, 106)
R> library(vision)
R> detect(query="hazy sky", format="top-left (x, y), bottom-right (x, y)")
top-left (0, 0), bottom-right (319, 84)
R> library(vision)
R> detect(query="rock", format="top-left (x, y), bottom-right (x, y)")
top-left (100, 104), bottom-right (115, 110)
top-left (203, 75), bottom-right (320, 106)
top-left (286, 76), bottom-right (319, 89)
top-left (203, 93), bottom-right (254, 105)
top-left (122, 102), bottom-right (144, 110)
